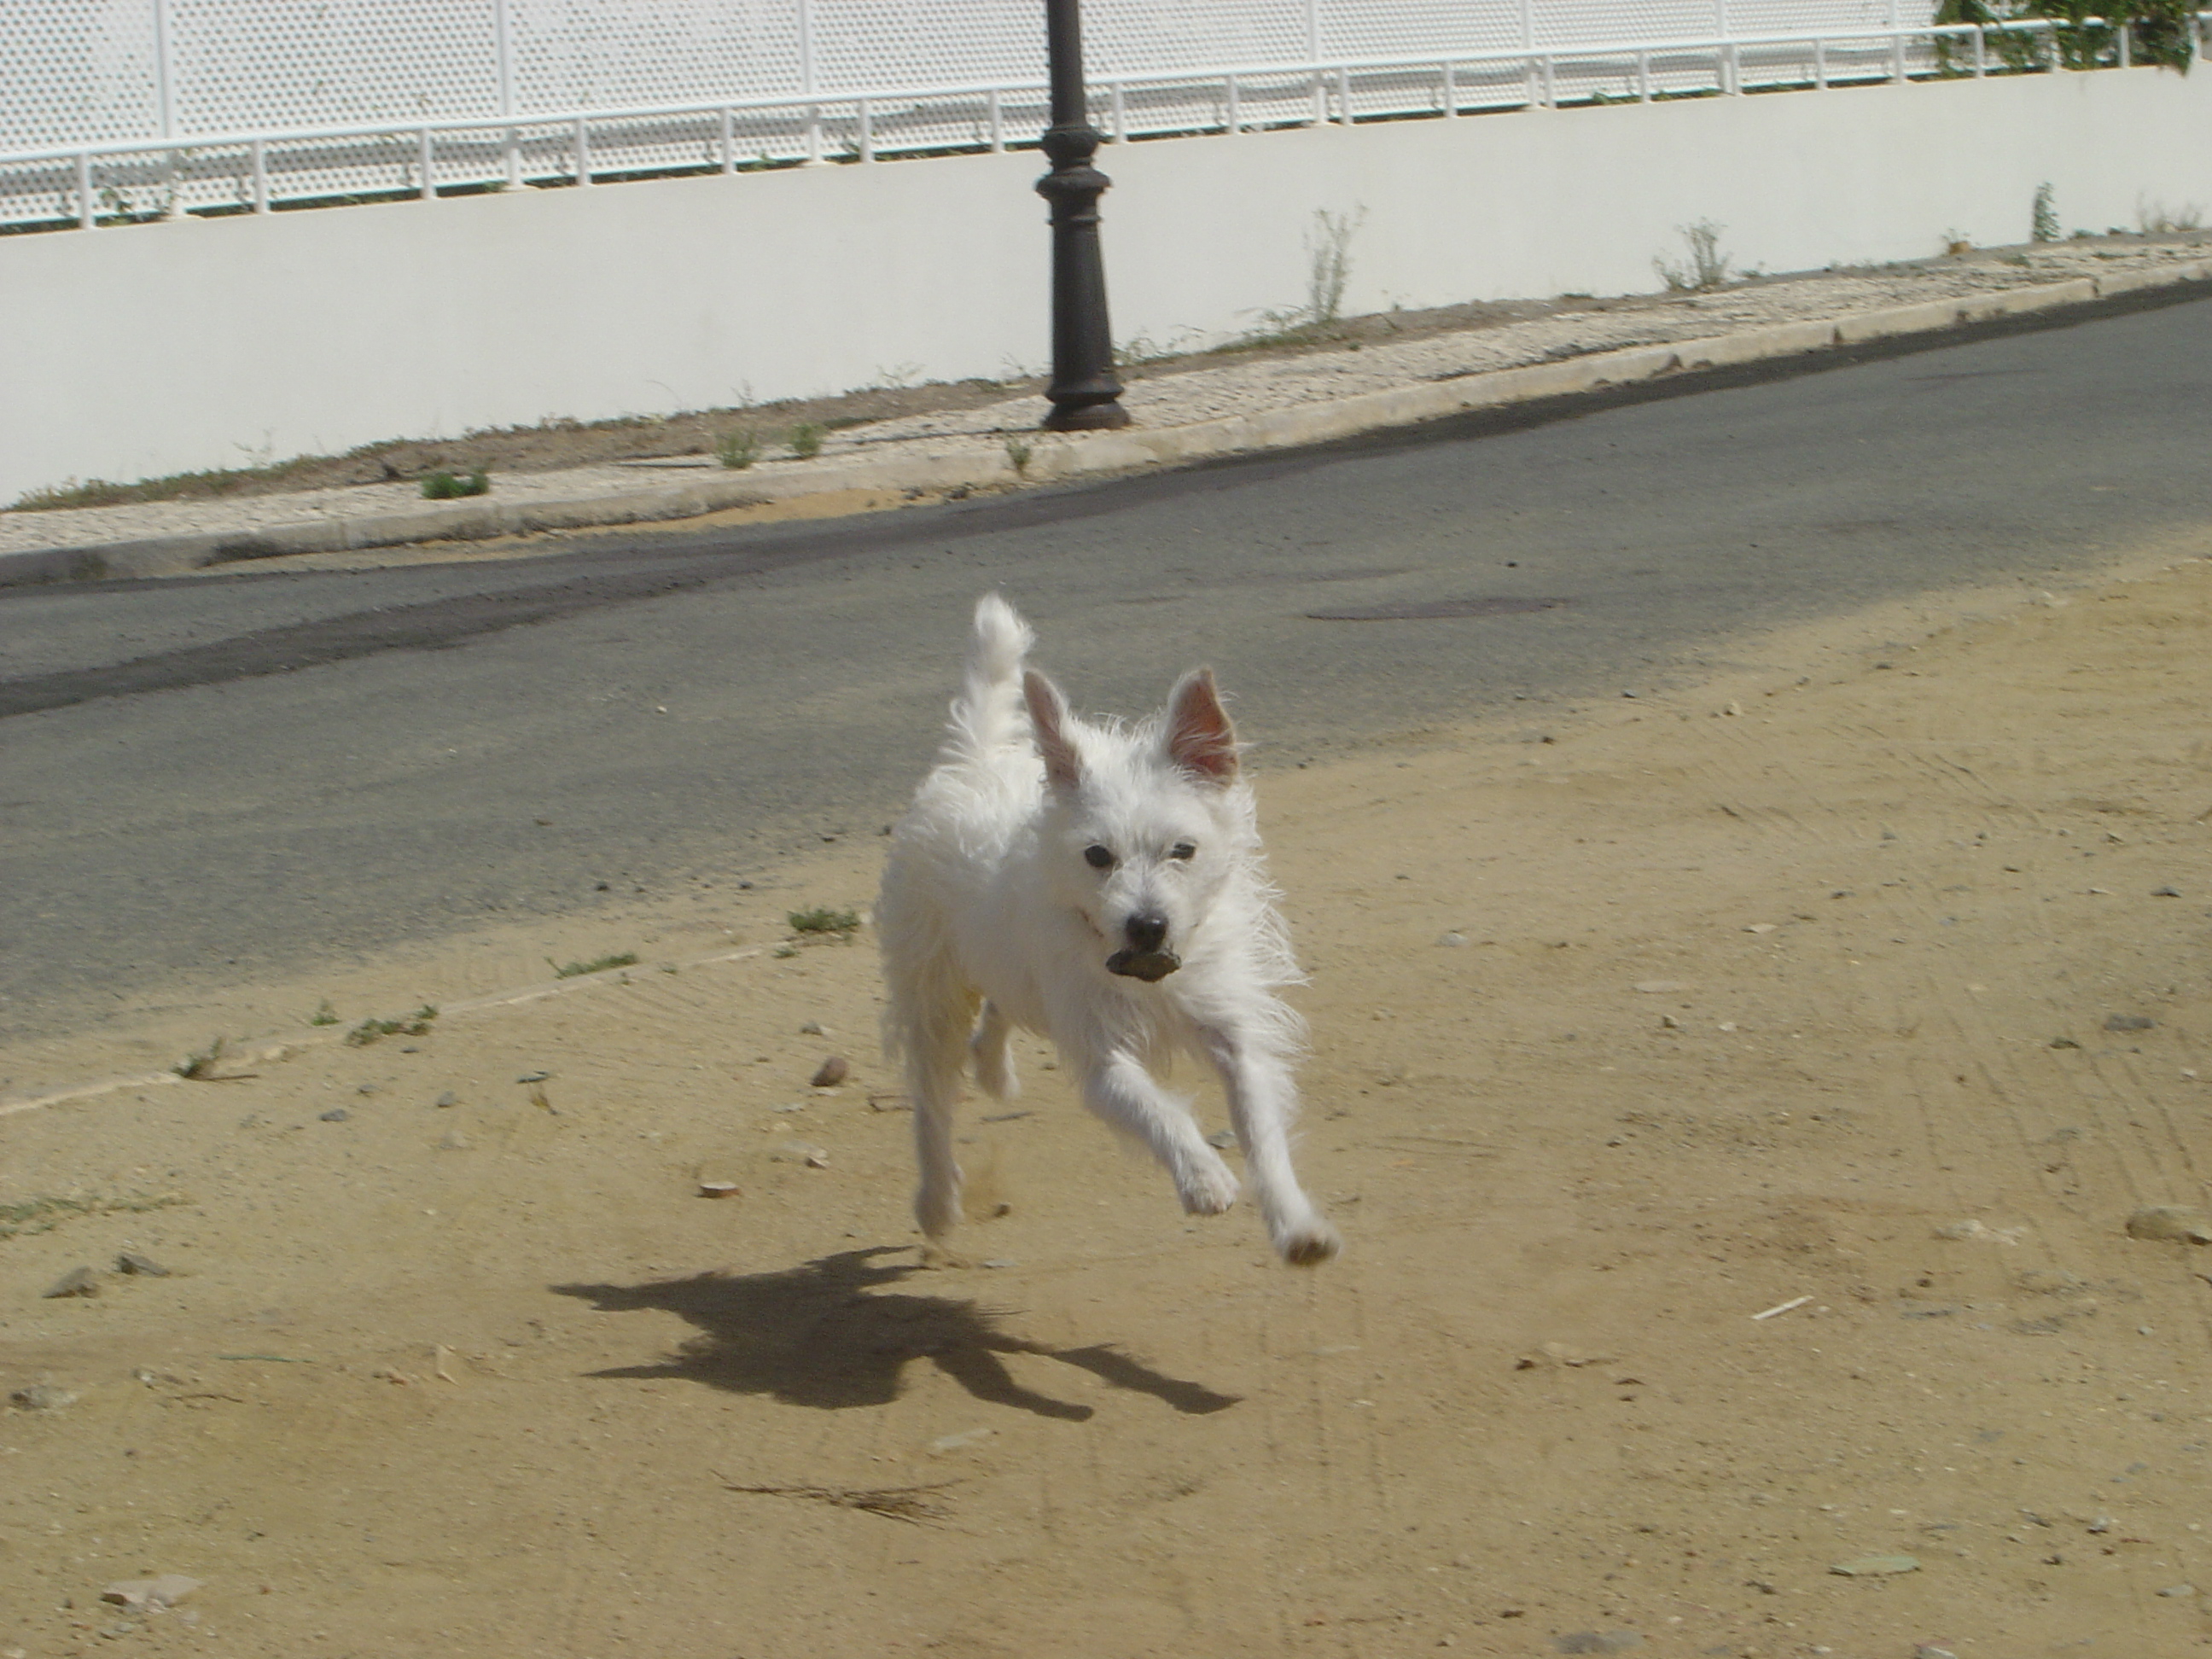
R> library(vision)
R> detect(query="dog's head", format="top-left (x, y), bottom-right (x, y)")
top-left (1023, 665), bottom-right (1249, 983)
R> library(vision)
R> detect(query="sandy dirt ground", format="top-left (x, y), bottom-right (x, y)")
top-left (3, 542), bottom-right (2211, 1659)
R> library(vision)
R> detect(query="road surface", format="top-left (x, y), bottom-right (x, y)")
top-left (4, 288), bottom-right (2209, 1043)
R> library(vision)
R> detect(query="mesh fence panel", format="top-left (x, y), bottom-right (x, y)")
top-left (0, 0), bottom-right (1997, 229)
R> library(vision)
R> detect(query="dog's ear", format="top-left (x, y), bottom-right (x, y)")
top-left (1164, 667), bottom-right (1238, 785)
top-left (1023, 669), bottom-right (1083, 792)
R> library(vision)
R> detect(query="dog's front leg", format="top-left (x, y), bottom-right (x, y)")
top-left (899, 988), bottom-right (976, 1243)
top-left (1199, 1025), bottom-right (1341, 1266)
top-left (1077, 1051), bottom-right (1240, 1217)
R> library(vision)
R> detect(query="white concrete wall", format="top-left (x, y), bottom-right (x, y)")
top-left (4, 68), bottom-right (2209, 502)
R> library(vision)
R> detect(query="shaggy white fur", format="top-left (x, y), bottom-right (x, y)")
top-left (876, 594), bottom-right (1340, 1266)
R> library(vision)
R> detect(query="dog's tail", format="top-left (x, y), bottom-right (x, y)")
top-left (944, 592), bottom-right (1034, 765)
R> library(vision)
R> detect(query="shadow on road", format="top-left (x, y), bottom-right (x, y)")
top-left (553, 1246), bottom-right (1240, 1422)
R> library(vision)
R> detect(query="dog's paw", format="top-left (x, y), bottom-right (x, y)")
top-left (1177, 1155), bottom-right (1241, 1216)
top-left (972, 1049), bottom-right (1019, 1102)
top-left (913, 1179), bottom-right (964, 1241)
top-left (1275, 1218), bottom-right (1342, 1267)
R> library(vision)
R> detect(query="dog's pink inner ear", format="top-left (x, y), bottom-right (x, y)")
top-left (1023, 669), bottom-right (1084, 791)
top-left (1165, 668), bottom-right (1238, 784)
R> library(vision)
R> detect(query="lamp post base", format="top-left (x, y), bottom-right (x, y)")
top-left (1041, 397), bottom-right (1132, 431)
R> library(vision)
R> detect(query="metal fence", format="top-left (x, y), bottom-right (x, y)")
top-left (0, 1), bottom-right (2186, 233)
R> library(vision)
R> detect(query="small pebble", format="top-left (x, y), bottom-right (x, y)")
top-left (810, 1056), bottom-right (850, 1088)
top-left (1829, 1554), bottom-right (1919, 1576)
top-left (1554, 1633), bottom-right (1643, 1655)
top-left (436, 1131), bottom-right (471, 1151)
top-left (1206, 1129), bottom-right (1238, 1150)
top-left (515, 1071), bottom-right (550, 1084)
top-left (42, 1266), bottom-right (100, 1299)
top-left (2104, 1013), bottom-right (2156, 1033)
top-left (800, 1021), bottom-right (829, 1036)
top-left (8, 1382), bottom-right (79, 1411)
top-left (697, 1181), bottom-right (742, 1199)
top-left (435, 1091), bottom-right (459, 1108)
top-left (2152, 885), bottom-right (2181, 897)
top-left (101, 1576), bottom-right (201, 1613)
top-left (766, 1141), bottom-right (830, 1167)
top-left (117, 1251), bottom-right (172, 1278)
top-left (2158, 1583), bottom-right (2197, 1598)
top-left (2125, 1206), bottom-right (2212, 1244)
top-left (1915, 1648), bottom-right (1959, 1659)
top-left (1436, 931), bottom-right (1467, 947)
top-left (319, 1108), bottom-right (350, 1122)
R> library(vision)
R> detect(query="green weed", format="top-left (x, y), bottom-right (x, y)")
top-left (788, 905), bottom-right (862, 939)
top-left (174, 1037), bottom-right (249, 1080)
top-left (2032, 182), bottom-right (2059, 244)
top-left (345, 1005), bottom-right (439, 1046)
top-left (420, 469), bottom-right (491, 499)
top-left (1655, 219), bottom-right (1734, 292)
top-left (0, 1191), bottom-right (189, 1242)
top-left (716, 428), bottom-right (761, 469)
top-left (788, 423), bottom-right (826, 460)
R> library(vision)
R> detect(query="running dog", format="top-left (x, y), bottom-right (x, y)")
top-left (876, 595), bottom-right (1340, 1266)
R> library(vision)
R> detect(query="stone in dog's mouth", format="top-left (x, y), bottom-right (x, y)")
top-left (1106, 949), bottom-right (1182, 982)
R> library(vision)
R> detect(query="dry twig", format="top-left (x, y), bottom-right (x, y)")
top-left (716, 1476), bottom-right (957, 1524)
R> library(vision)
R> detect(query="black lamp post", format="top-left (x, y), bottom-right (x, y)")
top-left (1036, 0), bottom-right (1130, 430)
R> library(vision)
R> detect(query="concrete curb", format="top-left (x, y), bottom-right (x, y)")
top-left (3, 263), bottom-right (2203, 591)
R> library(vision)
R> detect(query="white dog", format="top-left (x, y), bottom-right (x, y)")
top-left (876, 595), bottom-right (1340, 1266)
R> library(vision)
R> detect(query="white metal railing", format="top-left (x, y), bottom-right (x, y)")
top-left (1, 15), bottom-right (2196, 234)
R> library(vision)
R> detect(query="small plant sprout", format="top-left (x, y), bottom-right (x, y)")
top-left (716, 428), bottom-right (761, 469)
top-left (2032, 182), bottom-right (2059, 243)
top-left (308, 998), bottom-right (340, 1027)
top-left (2137, 195), bottom-right (2205, 235)
top-left (1, 1191), bottom-right (189, 1242)
top-left (421, 469), bottom-right (490, 499)
top-left (1003, 434), bottom-right (1034, 477)
top-left (1304, 207), bottom-right (1364, 327)
top-left (788, 423), bottom-right (826, 460)
top-left (549, 952), bottom-right (639, 979)
top-left (788, 905), bottom-right (863, 940)
top-left (1655, 220), bottom-right (1734, 292)
top-left (174, 1037), bottom-right (245, 1080)
top-left (345, 1005), bottom-right (439, 1047)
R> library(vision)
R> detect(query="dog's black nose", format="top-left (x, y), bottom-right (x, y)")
top-left (1124, 912), bottom-right (1169, 953)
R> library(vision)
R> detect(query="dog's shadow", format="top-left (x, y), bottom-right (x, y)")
top-left (551, 1247), bottom-right (1239, 1422)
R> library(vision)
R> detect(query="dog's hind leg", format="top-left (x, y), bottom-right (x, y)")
top-left (1076, 1051), bottom-right (1240, 1217)
top-left (1199, 1023), bottom-right (1341, 1266)
top-left (969, 1000), bottom-right (1019, 1102)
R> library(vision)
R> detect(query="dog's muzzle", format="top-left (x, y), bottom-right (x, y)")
top-left (1106, 948), bottom-right (1182, 982)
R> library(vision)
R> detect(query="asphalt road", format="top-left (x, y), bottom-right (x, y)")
top-left (7, 288), bottom-right (2212, 1045)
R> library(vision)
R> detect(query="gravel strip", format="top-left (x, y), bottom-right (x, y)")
top-left (3, 239), bottom-right (2205, 560)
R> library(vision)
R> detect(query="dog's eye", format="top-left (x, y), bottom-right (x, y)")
top-left (1083, 844), bottom-right (1115, 870)
top-left (1168, 841), bottom-right (1197, 861)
